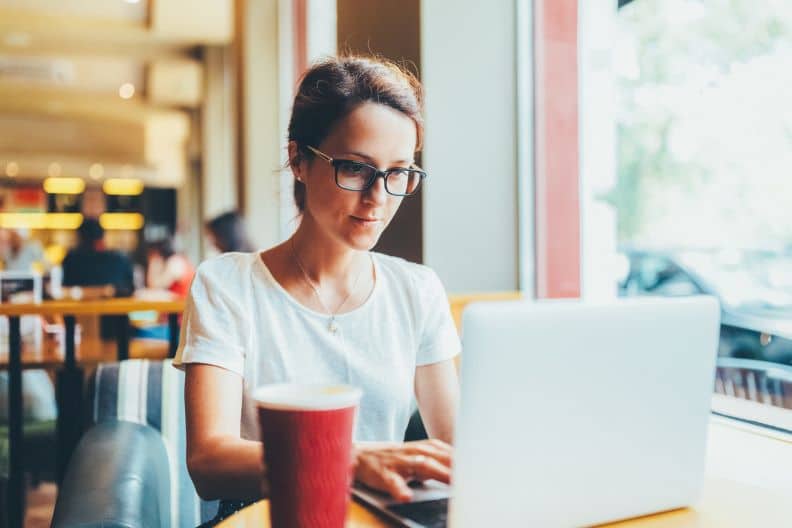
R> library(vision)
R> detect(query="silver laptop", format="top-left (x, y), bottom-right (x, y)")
top-left (354, 296), bottom-right (720, 528)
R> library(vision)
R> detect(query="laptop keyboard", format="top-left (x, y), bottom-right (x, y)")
top-left (387, 498), bottom-right (449, 528)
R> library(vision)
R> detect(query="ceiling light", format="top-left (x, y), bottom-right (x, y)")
top-left (4, 32), bottom-right (31, 48)
top-left (103, 178), bottom-right (144, 196)
top-left (119, 83), bottom-right (135, 99)
top-left (45, 213), bottom-right (84, 229)
top-left (0, 213), bottom-right (47, 229)
top-left (124, 0), bottom-right (141, 3)
top-left (44, 177), bottom-right (86, 194)
top-left (89, 163), bottom-right (104, 180)
top-left (48, 162), bottom-right (62, 178)
top-left (5, 162), bottom-right (19, 178)
top-left (0, 213), bottom-right (83, 230)
top-left (100, 212), bottom-right (145, 230)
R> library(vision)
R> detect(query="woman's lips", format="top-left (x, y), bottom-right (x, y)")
top-left (351, 216), bottom-right (381, 225)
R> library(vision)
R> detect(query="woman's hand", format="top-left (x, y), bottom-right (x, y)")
top-left (353, 439), bottom-right (453, 502)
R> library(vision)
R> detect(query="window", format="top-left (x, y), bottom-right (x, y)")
top-left (612, 0), bottom-right (792, 428)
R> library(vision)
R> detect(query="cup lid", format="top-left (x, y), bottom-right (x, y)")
top-left (253, 384), bottom-right (362, 411)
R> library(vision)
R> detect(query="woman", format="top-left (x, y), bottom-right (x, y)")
top-left (175, 56), bottom-right (460, 520)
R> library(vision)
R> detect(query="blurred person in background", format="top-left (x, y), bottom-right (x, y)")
top-left (130, 236), bottom-right (194, 341)
top-left (62, 218), bottom-right (134, 297)
top-left (0, 227), bottom-right (48, 272)
top-left (62, 218), bottom-right (135, 340)
top-left (0, 227), bottom-right (57, 434)
top-left (205, 211), bottom-right (255, 253)
top-left (146, 236), bottom-right (195, 298)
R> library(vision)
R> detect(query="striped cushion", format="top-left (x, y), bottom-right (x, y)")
top-left (92, 359), bottom-right (218, 527)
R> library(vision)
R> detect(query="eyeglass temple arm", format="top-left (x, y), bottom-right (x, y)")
top-left (305, 145), bottom-right (333, 162)
top-left (308, 144), bottom-right (425, 174)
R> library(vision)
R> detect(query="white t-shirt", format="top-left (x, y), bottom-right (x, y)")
top-left (174, 251), bottom-right (460, 442)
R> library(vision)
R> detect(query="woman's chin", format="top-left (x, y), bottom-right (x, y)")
top-left (343, 231), bottom-right (381, 251)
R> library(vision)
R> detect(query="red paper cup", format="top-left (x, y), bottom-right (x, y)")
top-left (254, 384), bottom-right (362, 528)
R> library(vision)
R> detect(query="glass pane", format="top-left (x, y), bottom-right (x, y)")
top-left (612, 0), bottom-right (792, 427)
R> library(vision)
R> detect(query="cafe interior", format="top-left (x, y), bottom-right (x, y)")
top-left (2, 0), bottom-right (792, 527)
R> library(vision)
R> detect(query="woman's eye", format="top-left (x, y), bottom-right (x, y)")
top-left (338, 161), bottom-right (369, 177)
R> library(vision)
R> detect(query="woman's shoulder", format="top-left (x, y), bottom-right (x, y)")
top-left (196, 251), bottom-right (260, 276)
top-left (187, 252), bottom-right (264, 313)
top-left (192, 252), bottom-right (261, 294)
top-left (372, 252), bottom-right (443, 291)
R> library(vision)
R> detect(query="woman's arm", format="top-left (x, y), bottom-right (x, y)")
top-left (185, 363), bottom-right (266, 500)
top-left (353, 358), bottom-right (459, 502)
top-left (414, 358), bottom-right (459, 444)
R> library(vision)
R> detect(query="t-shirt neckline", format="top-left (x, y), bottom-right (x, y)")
top-left (254, 251), bottom-right (380, 319)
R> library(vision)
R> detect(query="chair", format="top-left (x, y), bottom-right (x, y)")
top-left (0, 368), bottom-right (58, 528)
top-left (51, 359), bottom-right (219, 527)
top-left (447, 292), bottom-right (523, 332)
top-left (714, 357), bottom-right (792, 409)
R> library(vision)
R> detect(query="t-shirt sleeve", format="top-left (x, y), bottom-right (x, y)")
top-left (416, 268), bottom-right (461, 366)
top-left (172, 259), bottom-right (247, 377)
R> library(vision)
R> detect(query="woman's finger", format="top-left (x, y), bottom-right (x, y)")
top-left (426, 438), bottom-right (453, 452)
top-left (381, 467), bottom-right (413, 502)
top-left (414, 438), bottom-right (453, 457)
top-left (396, 453), bottom-right (452, 484)
top-left (405, 442), bottom-right (453, 467)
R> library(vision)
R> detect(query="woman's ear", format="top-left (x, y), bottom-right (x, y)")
top-left (287, 141), bottom-right (304, 182)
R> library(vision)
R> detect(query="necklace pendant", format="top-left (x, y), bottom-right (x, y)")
top-left (328, 319), bottom-right (339, 335)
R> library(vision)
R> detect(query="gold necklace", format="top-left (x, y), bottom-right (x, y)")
top-left (290, 238), bottom-right (367, 335)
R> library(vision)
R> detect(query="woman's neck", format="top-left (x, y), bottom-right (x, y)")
top-left (289, 221), bottom-right (368, 285)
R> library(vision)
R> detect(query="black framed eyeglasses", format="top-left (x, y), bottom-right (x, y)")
top-left (305, 145), bottom-right (427, 196)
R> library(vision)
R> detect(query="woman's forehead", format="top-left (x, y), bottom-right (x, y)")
top-left (323, 103), bottom-right (417, 160)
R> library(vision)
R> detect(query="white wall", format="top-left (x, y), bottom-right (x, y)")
top-left (278, 0), bottom-right (338, 240)
top-left (421, 0), bottom-right (522, 293)
top-left (243, 0), bottom-right (285, 250)
top-left (306, 0), bottom-right (337, 63)
top-left (579, 1), bottom-right (621, 299)
top-left (201, 46), bottom-right (238, 221)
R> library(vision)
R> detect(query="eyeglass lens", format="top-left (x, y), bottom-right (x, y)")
top-left (335, 160), bottom-right (422, 195)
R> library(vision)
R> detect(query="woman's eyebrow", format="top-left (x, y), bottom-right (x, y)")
top-left (338, 151), bottom-right (414, 166)
top-left (337, 151), bottom-right (375, 162)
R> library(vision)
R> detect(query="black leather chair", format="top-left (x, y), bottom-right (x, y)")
top-left (52, 421), bottom-right (170, 527)
top-left (51, 360), bottom-right (219, 528)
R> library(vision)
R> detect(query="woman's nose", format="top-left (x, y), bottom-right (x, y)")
top-left (363, 175), bottom-right (388, 205)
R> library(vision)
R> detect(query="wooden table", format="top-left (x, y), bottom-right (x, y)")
top-left (1, 297), bottom-right (184, 528)
top-left (218, 417), bottom-right (792, 527)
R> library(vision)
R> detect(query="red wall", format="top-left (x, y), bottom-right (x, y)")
top-left (534, 0), bottom-right (581, 298)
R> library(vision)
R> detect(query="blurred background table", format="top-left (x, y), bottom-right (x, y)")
top-left (1, 297), bottom-right (184, 528)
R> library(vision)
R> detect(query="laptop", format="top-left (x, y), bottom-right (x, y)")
top-left (353, 296), bottom-right (720, 528)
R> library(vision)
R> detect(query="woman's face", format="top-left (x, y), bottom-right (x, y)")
top-left (294, 102), bottom-right (418, 251)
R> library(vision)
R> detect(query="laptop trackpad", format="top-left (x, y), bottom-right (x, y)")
top-left (353, 479), bottom-right (451, 507)
top-left (353, 481), bottom-right (451, 528)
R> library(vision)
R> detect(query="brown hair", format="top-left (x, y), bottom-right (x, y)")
top-left (287, 55), bottom-right (424, 212)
